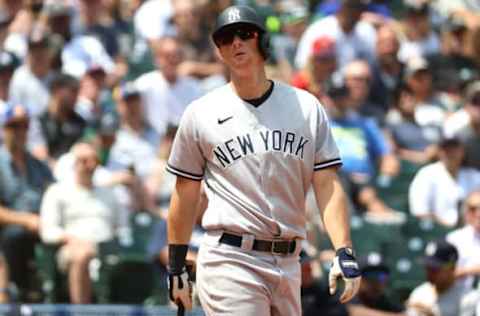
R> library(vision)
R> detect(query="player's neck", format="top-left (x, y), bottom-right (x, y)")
top-left (230, 69), bottom-right (270, 100)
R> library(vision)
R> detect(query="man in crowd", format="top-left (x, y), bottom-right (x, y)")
top-left (40, 142), bottom-right (128, 304)
top-left (406, 239), bottom-right (479, 316)
top-left (0, 103), bottom-right (54, 300)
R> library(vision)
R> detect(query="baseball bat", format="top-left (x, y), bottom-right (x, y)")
top-left (177, 303), bottom-right (185, 316)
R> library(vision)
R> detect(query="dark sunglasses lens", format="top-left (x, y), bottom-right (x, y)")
top-left (471, 95), bottom-right (480, 106)
top-left (216, 32), bottom-right (234, 46)
top-left (237, 29), bottom-right (254, 40)
top-left (215, 28), bottom-right (255, 46)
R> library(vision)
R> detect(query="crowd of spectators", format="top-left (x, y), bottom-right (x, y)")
top-left (0, 0), bottom-right (479, 314)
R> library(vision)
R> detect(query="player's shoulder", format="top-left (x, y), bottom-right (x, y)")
top-left (187, 84), bottom-right (230, 107)
top-left (274, 80), bottom-right (323, 110)
top-left (181, 83), bottom-right (231, 119)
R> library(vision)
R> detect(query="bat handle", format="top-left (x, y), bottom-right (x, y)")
top-left (177, 303), bottom-right (185, 316)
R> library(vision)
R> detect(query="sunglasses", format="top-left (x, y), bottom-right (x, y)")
top-left (214, 27), bottom-right (256, 46)
top-left (467, 204), bottom-right (480, 212)
top-left (5, 121), bottom-right (29, 130)
top-left (470, 94), bottom-right (480, 106)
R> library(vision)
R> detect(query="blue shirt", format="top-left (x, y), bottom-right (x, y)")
top-left (331, 112), bottom-right (390, 177)
top-left (0, 147), bottom-right (53, 213)
top-left (315, 0), bottom-right (392, 18)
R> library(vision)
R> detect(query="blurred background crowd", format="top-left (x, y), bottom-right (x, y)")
top-left (0, 0), bottom-right (479, 315)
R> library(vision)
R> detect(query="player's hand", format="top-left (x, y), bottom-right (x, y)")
top-left (168, 267), bottom-right (193, 310)
top-left (329, 247), bottom-right (361, 303)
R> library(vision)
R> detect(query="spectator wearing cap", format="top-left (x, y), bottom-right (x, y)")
top-left (39, 142), bottom-right (129, 304)
top-left (0, 103), bottom-right (54, 300)
top-left (295, 0), bottom-right (377, 70)
top-left (9, 30), bottom-right (54, 119)
top-left (403, 56), bottom-right (449, 114)
top-left (107, 82), bottom-right (160, 180)
top-left (347, 252), bottom-right (406, 315)
top-left (396, 0), bottom-right (441, 62)
top-left (385, 83), bottom-right (442, 166)
top-left (34, 73), bottom-right (86, 165)
top-left (135, 36), bottom-right (203, 137)
top-left (444, 81), bottom-right (480, 170)
top-left (291, 35), bottom-right (337, 107)
top-left (74, 63), bottom-right (116, 127)
top-left (447, 190), bottom-right (480, 292)
top-left (427, 15), bottom-right (477, 111)
top-left (406, 239), bottom-right (479, 316)
top-left (408, 136), bottom-right (480, 227)
top-left (369, 25), bottom-right (405, 111)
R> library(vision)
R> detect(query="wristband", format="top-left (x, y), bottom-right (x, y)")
top-left (168, 244), bottom-right (189, 274)
top-left (336, 247), bottom-right (355, 258)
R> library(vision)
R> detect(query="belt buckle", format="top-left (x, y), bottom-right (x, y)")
top-left (272, 239), bottom-right (290, 255)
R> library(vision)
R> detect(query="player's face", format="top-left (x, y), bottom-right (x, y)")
top-left (214, 25), bottom-right (262, 68)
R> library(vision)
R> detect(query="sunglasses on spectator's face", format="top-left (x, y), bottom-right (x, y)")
top-left (467, 204), bottom-right (480, 212)
top-left (470, 94), bottom-right (480, 106)
top-left (214, 27), bottom-right (256, 46)
top-left (5, 121), bottom-right (29, 130)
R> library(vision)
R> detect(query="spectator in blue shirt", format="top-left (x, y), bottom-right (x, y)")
top-left (0, 103), bottom-right (54, 300)
top-left (327, 83), bottom-right (401, 220)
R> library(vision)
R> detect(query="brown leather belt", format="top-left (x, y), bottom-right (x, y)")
top-left (219, 232), bottom-right (296, 255)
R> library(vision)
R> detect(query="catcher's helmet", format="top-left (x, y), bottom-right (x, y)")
top-left (212, 5), bottom-right (270, 60)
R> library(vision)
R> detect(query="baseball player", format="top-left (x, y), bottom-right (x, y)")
top-left (166, 5), bottom-right (361, 316)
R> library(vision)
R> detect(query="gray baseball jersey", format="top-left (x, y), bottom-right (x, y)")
top-left (167, 80), bottom-right (341, 240)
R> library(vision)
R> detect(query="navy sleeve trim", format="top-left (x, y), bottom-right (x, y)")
top-left (314, 158), bottom-right (343, 171)
top-left (166, 164), bottom-right (203, 181)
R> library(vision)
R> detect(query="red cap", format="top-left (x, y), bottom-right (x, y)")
top-left (311, 36), bottom-right (336, 58)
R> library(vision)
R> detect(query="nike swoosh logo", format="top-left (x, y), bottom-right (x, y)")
top-left (218, 116), bottom-right (233, 124)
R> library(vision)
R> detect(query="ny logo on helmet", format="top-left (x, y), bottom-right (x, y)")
top-left (228, 8), bottom-right (241, 22)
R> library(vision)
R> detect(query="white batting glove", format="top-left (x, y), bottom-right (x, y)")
top-left (329, 247), bottom-right (362, 303)
top-left (168, 269), bottom-right (193, 310)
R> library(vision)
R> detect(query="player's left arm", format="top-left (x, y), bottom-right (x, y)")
top-left (312, 167), bottom-right (361, 303)
top-left (167, 176), bottom-right (202, 311)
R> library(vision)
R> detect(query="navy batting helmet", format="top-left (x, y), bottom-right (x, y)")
top-left (212, 5), bottom-right (270, 60)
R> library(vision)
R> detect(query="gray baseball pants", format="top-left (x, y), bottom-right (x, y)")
top-left (196, 231), bottom-right (302, 316)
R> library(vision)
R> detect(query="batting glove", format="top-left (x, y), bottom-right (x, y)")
top-left (168, 268), bottom-right (193, 310)
top-left (329, 247), bottom-right (362, 303)
top-left (168, 244), bottom-right (192, 310)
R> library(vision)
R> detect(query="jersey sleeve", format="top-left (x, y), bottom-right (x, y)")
top-left (313, 103), bottom-right (342, 171)
top-left (166, 104), bottom-right (205, 181)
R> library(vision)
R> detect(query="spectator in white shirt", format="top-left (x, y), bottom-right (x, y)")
top-left (409, 137), bottom-right (480, 227)
top-left (295, 0), bottom-right (376, 69)
top-left (40, 142), bottom-right (129, 304)
top-left (447, 190), bottom-right (480, 291)
top-left (135, 36), bottom-right (203, 137)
